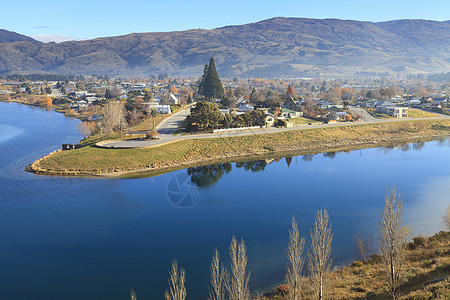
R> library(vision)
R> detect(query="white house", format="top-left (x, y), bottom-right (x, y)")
top-left (148, 104), bottom-right (171, 114)
top-left (376, 106), bottom-right (408, 118)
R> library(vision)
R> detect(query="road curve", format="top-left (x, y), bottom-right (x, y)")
top-left (98, 108), bottom-right (450, 149)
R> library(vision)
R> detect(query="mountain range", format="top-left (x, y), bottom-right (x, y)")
top-left (1, 18), bottom-right (450, 77)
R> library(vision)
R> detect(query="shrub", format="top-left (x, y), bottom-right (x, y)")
top-left (275, 119), bottom-right (286, 127)
top-left (145, 130), bottom-right (159, 140)
top-left (413, 236), bottom-right (426, 247)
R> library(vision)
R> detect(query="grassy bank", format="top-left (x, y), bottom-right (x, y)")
top-left (263, 231), bottom-right (450, 299)
top-left (26, 119), bottom-right (450, 177)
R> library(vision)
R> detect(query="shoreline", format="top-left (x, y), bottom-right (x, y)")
top-left (25, 119), bottom-right (450, 178)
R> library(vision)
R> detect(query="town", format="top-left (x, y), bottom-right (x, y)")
top-left (1, 70), bottom-right (449, 141)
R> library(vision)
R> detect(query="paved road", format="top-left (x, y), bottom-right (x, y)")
top-left (99, 107), bottom-right (450, 149)
top-left (349, 107), bottom-right (378, 122)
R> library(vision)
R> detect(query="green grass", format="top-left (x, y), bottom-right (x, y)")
top-left (287, 117), bottom-right (321, 125)
top-left (364, 108), bottom-right (395, 119)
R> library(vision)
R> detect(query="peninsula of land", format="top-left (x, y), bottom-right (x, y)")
top-left (26, 118), bottom-right (450, 178)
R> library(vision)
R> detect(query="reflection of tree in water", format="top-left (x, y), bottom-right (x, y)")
top-left (302, 154), bottom-right (315, 162)
top-left (401, 143), bottom-right (410, 152)
top-left (382, 141), bottom-right (431, 153)
top-left (235, 160), bottom-right (268, 172)
top-left (323, 152), bottom-right (336, 159)
top-left (412, 142), bottom-right (425, 151)
top-left (187, 163), bottom-right (232, 187)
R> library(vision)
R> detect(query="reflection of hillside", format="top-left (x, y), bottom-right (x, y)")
top-left (187, 163), bottom-right (232, 187)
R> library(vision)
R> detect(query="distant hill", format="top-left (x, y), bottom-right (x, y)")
top-left (0, 18), bottom-right (449, 77)
top-left (0, 29), bottom-right (37, 43)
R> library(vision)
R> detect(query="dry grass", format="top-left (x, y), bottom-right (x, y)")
top-left (408, 109), bottom-right (441, 118)
top-left (31, 119), bottom-right (450, 176)
top-left (261, 232), bottom-right (450, 300)
top-left (128, 114), bottom-right (169, 132)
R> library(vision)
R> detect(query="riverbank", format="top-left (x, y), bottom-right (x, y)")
top-left (25, 118), bottom-right (450, 177)
top-left (262, 231), bottom-right (450, 299)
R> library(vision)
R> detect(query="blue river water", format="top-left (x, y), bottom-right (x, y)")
top-left (0, 102), bottom-right (449, 299)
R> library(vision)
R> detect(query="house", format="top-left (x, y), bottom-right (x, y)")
top-left (281, 108), bottom-right (303, 118)
top-left (376, 106), bottom-right (408, 118)
top-left (265, 113), bottom-right (276, 127)
top-left (405, 99), bottom-right (421, 106)
top-left (375, 101), bottom-right (394, 108)
top-left (316, 100), bottom-right (333, 109)
top-left (326, 106), bottom-right (344, 113)
top-left (238, 104), bottom-right (254, 112)
top-left (148, 104), bottom-right (171, 114)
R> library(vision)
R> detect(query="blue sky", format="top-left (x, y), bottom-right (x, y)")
top-left (2, 0), bottom-right (449, 42)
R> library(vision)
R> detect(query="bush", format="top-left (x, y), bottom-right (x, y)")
top-left (145, 130), bottom-right (159, 140)
top-left (413, 236), bottom-right (426, 247)
top-left (275, 119), bottom-right (286, 127)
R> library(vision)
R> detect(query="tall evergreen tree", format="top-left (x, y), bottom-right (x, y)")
top-left (198, 64), bottom-right (208, 97)
top-left (198, 58), bottom-right (224, 100)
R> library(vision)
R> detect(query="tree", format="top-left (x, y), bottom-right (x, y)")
top-left (354, 232), bottom-right (372, 263)
top-left (150, 108), bottom-right (157, 130)
top-left (41, 97), bottom-right (52, 107)
top-left (198, 58), bottom-right (224, 100)
top-left (443, 205), bottom-right (450, 231)
top-left (101, 101), bottom-right (127, 135)
top-left (186, 101), bottom-right (222, 131)
top-left (308, 208), bottom-right (333, 300)
top-left (379, 187), bottom-right (408, 300)
top-left (209, 248), bottom-right (227, 300)
top-left (165, 260), bottom-right (186, 300)
top-left (227, 236), bottom-right (250, 300)
top-left (77, 121), bottom-right (96, 139)
top-left (286, 216), bottom-right (305, 300)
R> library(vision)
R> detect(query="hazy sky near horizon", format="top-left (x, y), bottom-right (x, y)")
top-left (2, 0), bottom-right (449, 42)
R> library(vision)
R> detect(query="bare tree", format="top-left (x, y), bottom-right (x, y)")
top-left (164, 260), bottom-right (186, 300)
top-left (77, 121), bottom-right (96, 139)
top-left (443, 205), bottom-right (450, 231)
top-left (286, 216), bottom-right (305, 300)
top-left (209, 248), bottom-right (227, 300)
top-left (130, 287), bottom-right (137, 300)
top-left (308, 208), bottom-right (333, 300)
top-left (227, 236), bottom-right (250, 300)
top-left (101, 101), bottom-right (127, 135)
top-left (354, 232), bottom-right (372, 263)
top-left (379, 187), bottom-right (408, 300)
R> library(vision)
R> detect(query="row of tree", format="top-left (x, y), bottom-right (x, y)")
top-left (130, 187), bottom-right (423, 300)
top-left (185, 101), bottom-right (266, 131)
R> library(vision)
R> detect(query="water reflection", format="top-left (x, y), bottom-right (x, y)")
top-left (379, 140), bottom-right (446, 153)
top-left (187, 163), bottom-right (233, 188)
top-left (236, 160), bottom-right (268, 172)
